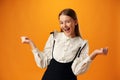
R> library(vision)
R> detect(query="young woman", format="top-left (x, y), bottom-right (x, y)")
top-left (21, 8), bottom-right (108, 80)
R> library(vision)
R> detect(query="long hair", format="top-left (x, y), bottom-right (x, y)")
top-left (58, 8), bottom-right (82, 38)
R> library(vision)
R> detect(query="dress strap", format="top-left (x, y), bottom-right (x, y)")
top-left (50, 32), bottom-right (55, 58)
top-left (72, 47), bottom-right (81, 61)
top-left (73, 41), bottom-right (87, 61)
top-left (52, 40), bottom-right (55, 58)
top-left (77, 43), bottom-right (87, 57)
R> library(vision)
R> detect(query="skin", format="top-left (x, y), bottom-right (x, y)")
top-left (21, 14), bottom-right (108, 61)
top-left (59, 14), bottom-right (77, 38)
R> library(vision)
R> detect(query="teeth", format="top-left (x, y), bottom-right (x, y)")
top-left (65, 28), bottom-right (70, 31)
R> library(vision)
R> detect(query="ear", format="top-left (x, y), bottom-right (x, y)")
top-left (74, 20), bottom-right (78, 26)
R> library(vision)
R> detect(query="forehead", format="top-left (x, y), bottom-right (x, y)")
top-left (59, 15), bottom-right (73, 21)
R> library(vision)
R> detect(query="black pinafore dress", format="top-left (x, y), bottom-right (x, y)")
top-left (42, 36), bottom-right (86, 80)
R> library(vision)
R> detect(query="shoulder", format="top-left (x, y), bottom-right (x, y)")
top-left (76, 37), bottom-right (88, 43)
top-left (74, 37), bottom-right (88, 48)
top-left (49, 30), bottom-right (63, 39)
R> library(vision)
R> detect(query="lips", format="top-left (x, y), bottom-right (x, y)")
top-left (64, 27), bottom-right (70, 33)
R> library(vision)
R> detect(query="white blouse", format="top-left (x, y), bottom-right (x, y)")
top-left (32, 31), bottom-right (92, 75)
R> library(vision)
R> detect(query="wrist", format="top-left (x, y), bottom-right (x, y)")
top-left (90, 52), bottom-right (98, 60)
top-left (29, 40), bottom-right (36, 49)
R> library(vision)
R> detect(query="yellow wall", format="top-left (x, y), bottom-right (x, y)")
top-left (0, 0), bottom-right (120, 80)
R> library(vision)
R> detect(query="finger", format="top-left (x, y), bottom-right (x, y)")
top-left (103, 48), bottom-right (108, 54)
top-left (21, 36), bottom-right (29, 42)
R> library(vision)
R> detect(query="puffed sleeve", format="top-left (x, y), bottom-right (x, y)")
top-left (32, 34), bottom-right (53, 68)
top-left (71, 41), bottom-right (92, 75)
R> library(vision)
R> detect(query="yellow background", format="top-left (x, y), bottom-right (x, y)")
top-left (0, 0), bottom-right (120, 80)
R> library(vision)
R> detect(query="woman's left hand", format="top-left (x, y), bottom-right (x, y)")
top-left (90, 47), bottom-right (108, 60)
top-left (94, 48), bottom-right (108, 55)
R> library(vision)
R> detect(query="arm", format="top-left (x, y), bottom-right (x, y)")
top-left (90, 48), bottom-right (108, 60)
top-left (21, 35), bottom-right (53, 68)
top-left (21, 36), bottom-right (37, 49)
top-left (72, 42), bottom-right (91, 75)
top-left (72, 42), bottom-right (108, 75)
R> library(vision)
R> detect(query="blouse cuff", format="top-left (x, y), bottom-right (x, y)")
top-left (86, 56), bottom-right (92, 63)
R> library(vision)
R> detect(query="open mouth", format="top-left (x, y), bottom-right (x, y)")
top-left (64, 28), bottom-right (70, 33)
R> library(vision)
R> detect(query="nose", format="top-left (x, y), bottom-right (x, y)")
top-left (62, 22), bottom-right (67, 28)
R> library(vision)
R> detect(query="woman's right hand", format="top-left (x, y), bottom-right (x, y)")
top-left (21, 36), bottom-right (36, 49)
top-left (21, 36), bottom-right (32, 44)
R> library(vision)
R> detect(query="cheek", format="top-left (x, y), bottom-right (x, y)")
top-left (60, 25), bottom-right (63, 30)
top-left (71, 25), bottom-right (76, 32)
top-left (70, 23), bottom-right (75, 29)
